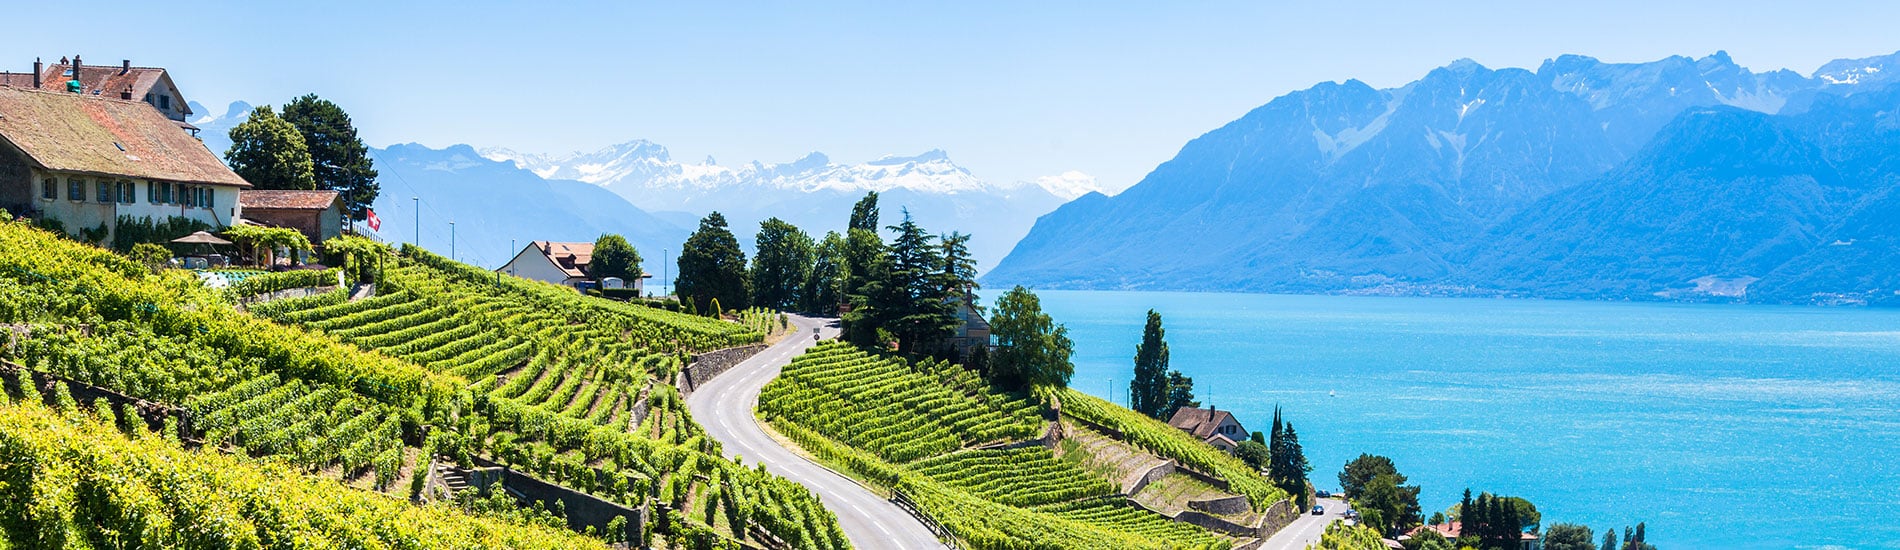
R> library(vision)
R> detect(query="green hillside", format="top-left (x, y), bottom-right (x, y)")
top-left (0, 220), bottom-right (845, 549)
top-left (0, 400), bottom-right (608, 550)
top-left (761, 342), bottom-right (1282, 549)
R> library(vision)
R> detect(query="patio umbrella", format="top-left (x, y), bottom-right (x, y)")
top-left (170, 231), bottom-right (233, 246)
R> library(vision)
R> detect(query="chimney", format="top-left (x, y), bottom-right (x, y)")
top-left (69, 55), bottom-right (82, 93)
top-left (31, 58), bottom-right (41, 88)
top-left (121, 59), bottom-right (130, 75)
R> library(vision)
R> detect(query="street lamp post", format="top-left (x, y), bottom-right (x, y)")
top-left (450, 221), bottom-right (456, 260)
top-left (411, 197), bottom-right (419, 247)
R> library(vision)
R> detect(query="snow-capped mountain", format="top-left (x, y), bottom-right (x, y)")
top-left (481, 143), bottom-right (1090, 204)
top-left (480, 142), bottom-right (1095, 272)
top-left (989, 49), bottom-right (1900, 304)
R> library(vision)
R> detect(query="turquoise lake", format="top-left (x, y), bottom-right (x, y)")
top-left (1029, 290), bottom-right (1900, 549)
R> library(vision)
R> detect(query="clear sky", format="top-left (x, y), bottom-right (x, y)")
top-left (6, 1), bottom-right (1897, 191)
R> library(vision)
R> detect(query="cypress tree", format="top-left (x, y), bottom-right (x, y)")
top-left (1459, 489), bottom-right (1473, 538)
top-left (1601, 529), bottom-right (1617, 550)
top-left (1282, 422), bottom-right (1309, 486)
top-left (1268, 405), bottom-right (1285, 480)
top-left (1130, 310), bottom-right (1170, 418)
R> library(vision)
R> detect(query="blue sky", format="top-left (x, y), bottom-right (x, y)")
top-left (6, 1), bottom-right (1897, 191)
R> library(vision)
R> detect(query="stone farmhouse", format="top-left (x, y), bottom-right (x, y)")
top-left (0, 86), bottom-right (249, 243)
top-left (0, 56), bottom-right (195, 126)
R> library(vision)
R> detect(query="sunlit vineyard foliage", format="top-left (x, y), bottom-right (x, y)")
top-left (1062, 389), bottom-right (1291, 509)
top-left (0, 400), bottom-right (608, 549)
top-left (1308, 521), bottom-right (1386, 550)
top-left (762, 342), bottom-right (1233, 550)
top-left (0, 221), bottom-right (846, 549)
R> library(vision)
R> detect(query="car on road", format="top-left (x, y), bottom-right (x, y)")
top-left (1311, 505), bottom-right (1325, 516)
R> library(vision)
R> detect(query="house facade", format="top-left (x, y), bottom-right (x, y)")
top-left (239, 190), bottom-right (343, 244)
top-left (0, 56), bottom-right (194, 124)
top-left (943, 296), bottom-right (993, 359)
top-left (497, 241), bottom-right (650, 294)
top-left (0, 87), bottom-right (248, 242)
top-left (1167, 406), bottom-right (1248, 452)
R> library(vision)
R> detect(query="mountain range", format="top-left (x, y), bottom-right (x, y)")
top-left (986, 50), bottom-right (1900, 305)
top-left (479, 142), bottom-right (1089, 271)
top-left (187, 101), bottom-right (1097, 276)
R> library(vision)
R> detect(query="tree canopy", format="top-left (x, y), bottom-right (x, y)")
top-left (676, 212), bottom-right (749, 314)
top-left (848, 191), bottom-right (880, 233)
top-left (225, 106), bottom-right (316, 190)
top-left (750, 218), bottom-right (814, 310)
top-left (800, 231), bottom-right (847, 315)
top-left (590, 234), bottom-right (642, 281)
top-left (988, 286), bottom-right (1074, 390)
top-left (281, 94), bottom-right (379, 221)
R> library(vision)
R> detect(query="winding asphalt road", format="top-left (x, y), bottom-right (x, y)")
top-left (684, 314), bottom-right (947, 550)
top-left (1260, 497), bottom-right (1349, 550)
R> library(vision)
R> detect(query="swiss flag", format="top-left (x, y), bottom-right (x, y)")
top-left (365, 209), bottom-right (382, 232)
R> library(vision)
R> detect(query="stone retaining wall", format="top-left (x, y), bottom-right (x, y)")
top-left (238, 285), bottom-right (339, 306)
top-left (678, 344), bottom-right (767, 395)
top-left (1188, 494), bottom-right (1251, 515)
top-left (0, 360), bottom-right (183, 433)
top-left (1124, 459), bottom-right (1176, 495)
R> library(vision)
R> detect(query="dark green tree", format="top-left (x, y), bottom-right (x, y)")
top-left (225, 105), bottom-right (316, 190)
top-left (1234, 440), bottom-right (1269, 471)
top-left (1339, 454), bottom-right (1401, 500)
top-left (1250, 431), bottom-right (1266, 445)
top-left (1276, 422), bottom-right (1310, 489)
top-left (281, 94), bottom-right (378, 220)
top-left (1459, 489), bottom-right (1474, 537)
top-left (841, 237), bottom-right (894, 347)
top-left (1601, 529), bottom-right (1618, 550)
top-left (590, 233), bottom-right (642, 281)
top-left (1544, 523), bottom-right (1595, 550)
top-left (1269, 406), bottom-right (1285, 481)
top-left (675, 212), bottom-right (750, 314)
top-left (1359, 473), bottom-right (1421, 536)
top-left (988, 286), bottom-right (1074, 390)
top-left (881, 213), bottom-right (957, 354)
top-left (801, 231), bottom-right (847, 314)
top-left (848, 191), bottom-right (880, 233)
top-left (1163, 370), bottom-right (1197, 413)
top-left (1129, 309), bottom-right (1171, 418)
top-left (940, 231), bottom-right (979, 294)
top-left (749, 218), bottom-right (814, 310)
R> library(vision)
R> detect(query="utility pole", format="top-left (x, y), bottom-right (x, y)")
top-left (449, 221), bottom-right (456, 261)
top-left (663, 248), bottom-right (669, 297)
top-left (412, 197), bottom-right (419, 247)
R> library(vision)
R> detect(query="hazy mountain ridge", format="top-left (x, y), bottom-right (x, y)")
top-left (362, 143), bottom-right (689, 270)
top-left (481, 142), bottom-right (1090, 272)
top-left (988, 50), bottom-right (1900, 305)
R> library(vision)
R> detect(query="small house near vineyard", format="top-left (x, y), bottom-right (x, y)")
top-left (1167, 406), bottom-right (1248, 452)
top-left (238, 189), bottom-right (343, 244)
top-left (498, 240), bottom-right (651, 294)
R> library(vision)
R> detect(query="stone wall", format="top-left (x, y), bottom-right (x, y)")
top-left (1124, 460), bottom-right (1176, 495)
top-left (239, 285), bottom-right (340, 306)
top-left (678, 343), bottom-right (767, 395)
top-left (1188, 494), bottom-right (1251, 516)
top-left (0, 360), bottom-right (183, 433)
top-left (1254, 498), bottom-right (1299, 541)
top-left (501, 468), bottom-right (643, 541)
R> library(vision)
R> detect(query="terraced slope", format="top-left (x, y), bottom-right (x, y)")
top-left (0, 221), bottom-right (845, 549)
top-left (0, 400), bottom-right (608, 550)
top-left (760, 342), bottom-right (1235, 549)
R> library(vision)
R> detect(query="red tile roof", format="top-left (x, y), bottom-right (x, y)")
top-left (534, 241), bottom-right (594, 279)
top-left (1167, 406), bottom-right (1243, 440)
top-left (0, 87), bottom-right (247, 187)
top-left (0, 62), bottom-right (185, 115)
top-left (240, 190), bottom-right (340, 210)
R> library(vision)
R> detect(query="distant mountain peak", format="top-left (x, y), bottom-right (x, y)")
top-left (1814, 49), bottom-right (1900, 87)
top-left (869, 149), bottom-right (951, 165)
top-left (1029, 171), bottom-right (1103, 201)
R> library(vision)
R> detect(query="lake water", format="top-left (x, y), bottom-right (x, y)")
top-left (1030, 290), bottom-right (1900, 549)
